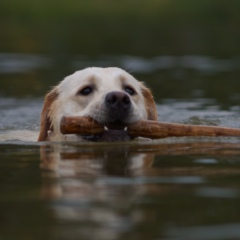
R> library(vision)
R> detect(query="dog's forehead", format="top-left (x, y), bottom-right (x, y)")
top-left (61, 67), bottom-right (140, 91)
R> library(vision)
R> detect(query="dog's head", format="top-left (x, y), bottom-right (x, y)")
top-left (38, 67), bottom-right (158, 141)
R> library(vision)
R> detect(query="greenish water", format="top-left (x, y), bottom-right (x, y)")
top-left (1, 1), bottom-right (240, 239)
top-left (2, 142), bottom-right (240, 240)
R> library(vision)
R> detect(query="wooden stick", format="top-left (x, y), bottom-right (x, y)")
top-left (60, 116), bottom-right (104, 135)
top-left (60, 116), bottom-right (240, 139)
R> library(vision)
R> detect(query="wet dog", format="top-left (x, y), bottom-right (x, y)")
top-left (38, 67), bottom-right (158, 141)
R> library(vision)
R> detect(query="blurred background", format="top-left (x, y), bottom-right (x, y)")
top-left (1, 0), bottom-right (240, 110)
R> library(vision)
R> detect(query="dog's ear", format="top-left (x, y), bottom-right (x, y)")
top-left (38, 89), bottom-right (59, 141)
top-left (141, 83), bottom-right (158, 121)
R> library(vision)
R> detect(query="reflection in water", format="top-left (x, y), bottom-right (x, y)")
top-left (1, 141), bottom-right (240, 239)
top-left (36, 141), bottom-right (240, 239)
top-left (39, 143), bottom-right (155, 239)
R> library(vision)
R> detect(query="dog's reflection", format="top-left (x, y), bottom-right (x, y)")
top-left (40, 144), bottom-right (154, 176)
top-left (39, 142), bottom-right (240, 240)
top-left (40, 141), bottom-right (240, 200)
top-left (40, 143), bottom-right (154, 199)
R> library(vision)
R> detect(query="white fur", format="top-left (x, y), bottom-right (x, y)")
top-left (46, 67), bottom-right (149, 141)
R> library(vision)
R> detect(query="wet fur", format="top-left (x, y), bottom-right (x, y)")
top-left (38, 67), bottom-right (158, 141)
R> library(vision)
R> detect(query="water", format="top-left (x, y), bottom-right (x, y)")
top-left (1, 51), bottom-right (240, 239)
top-left (2, 141), bottom-right (240, 240)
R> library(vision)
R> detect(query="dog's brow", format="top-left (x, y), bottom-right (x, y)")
top-left (85, 75), bottom-right (99, 84)
top-left (118, 75), bottom-right (128, 84)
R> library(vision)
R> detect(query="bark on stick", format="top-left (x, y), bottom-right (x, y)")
top-left (60, 116), bottom-right (240, 139)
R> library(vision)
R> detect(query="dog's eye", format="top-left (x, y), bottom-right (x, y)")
top-left (79, 86), bottom-right (93, 96)
top-left (124, 86), bottom-right (136, 96)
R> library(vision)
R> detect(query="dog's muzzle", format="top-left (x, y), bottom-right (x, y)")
top-left (82, 92), bottom-right (133, 141)
top-left (105, 91), bottom-right (131, 122)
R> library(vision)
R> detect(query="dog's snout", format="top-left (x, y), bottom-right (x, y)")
top-left (105, 91), bottom-right (131, 109)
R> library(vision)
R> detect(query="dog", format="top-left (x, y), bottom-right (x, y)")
top-left (38, 67), bottom-right (158, 142)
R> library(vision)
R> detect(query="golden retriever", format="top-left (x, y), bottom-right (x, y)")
top-left (38, 67), bottom-right (158, 142)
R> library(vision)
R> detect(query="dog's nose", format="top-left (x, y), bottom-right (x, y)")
top-left (105, 91), bottom-right (131, 110)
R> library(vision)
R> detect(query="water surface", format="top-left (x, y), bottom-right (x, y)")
top-left (1, 53), bottom-right (240, 240)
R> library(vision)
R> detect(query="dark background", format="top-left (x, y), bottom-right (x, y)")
top-left (0, 0), bottom-right (240, 108)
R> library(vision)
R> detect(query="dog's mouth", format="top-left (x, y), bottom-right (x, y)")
top-left (81, 121), bottom-right (132, 142)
